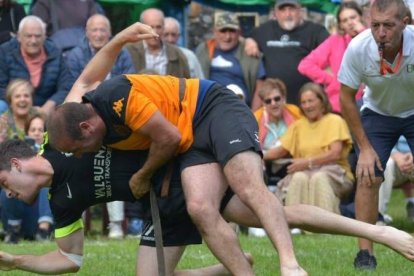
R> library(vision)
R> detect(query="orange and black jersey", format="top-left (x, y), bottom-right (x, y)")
top-left (82, 74), bottom-right (214, 152)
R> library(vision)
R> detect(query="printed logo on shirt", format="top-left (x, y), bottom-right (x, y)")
top-left (266, 34), bottom-right (301, 48)
top-left (407, 64), bottom-right (414, 73)
top-left (66, 182), bottom-right (72, 199)
top-left (112, 97), bottom-right (125, 117)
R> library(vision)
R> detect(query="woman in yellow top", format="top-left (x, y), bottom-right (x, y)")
top-left (264, 82), bottom-right (354, 214)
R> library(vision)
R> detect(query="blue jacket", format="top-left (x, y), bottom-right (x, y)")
top-left (65, 37), bottom-right (136, 84)
top-left (0, 38), bottom-right (73, 106)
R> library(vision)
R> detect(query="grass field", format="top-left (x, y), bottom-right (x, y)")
top-left (1, 190), bottom-right (414, 275)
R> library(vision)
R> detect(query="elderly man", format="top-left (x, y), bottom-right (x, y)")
top-left (245, 0), bottom-right (329, 105)
top-left (66, 14), bottom-right (135, 81)
top-left (65, 13), bottom-right (136, 239)
top-left (0, 15), bottom-right (72, 115)
top-left (196, 12), bottom-right (266, 108)
top-left (126, 8), bottom-right (190, 77)
top-left (163, 17), bottom-right (204, 79)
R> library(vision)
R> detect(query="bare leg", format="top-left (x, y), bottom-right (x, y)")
top-left (223, 197), bottom-right (414, 262)
top-left (182, 163), bottom-right (254, 275)
top-left (223, 151), bottom-right (306, 276)
top-left (355, 177), bottom-right (382, 253)
top-left (175, 253), bottom-right (254, 276)
top-left (136, 245), bottom-right (185, 276)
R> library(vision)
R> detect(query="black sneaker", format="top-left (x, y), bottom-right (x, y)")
top-left (4, 227), bottom-right (21, 244)
top-left (354, 250), bottom-right (377, 270)
top-left (406, 202), bottom-right (414, 221)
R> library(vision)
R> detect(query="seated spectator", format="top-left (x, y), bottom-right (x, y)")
top-left (163, 17), bottom-right (205, 79)
top-left (66, 14), bottom-right (135, 84)
top-left (0, 79), bottom-right (53, 243)
top-left (254, 78), bottom-right (302, 186)
top-left (0, 15), bottom-right (72, 115)
top-left (298, 1), bottom-right (365, 113)
top-left (264, 83), bottom-right (354, 219)
top-left (0, 79), bottom-right (36, 142)
top-left (126, 8), bottom-right (190, 77)
top-left (30, 0), bottom-right (99, 54)
top-left (0, 0), bottom-right (26, 44)
top-left (24, 112), bottom-right (53, 240)
top-left (196, 11), bottom-right (266, 108)
top-left (378, 136), bottom-right (414, 223)
top-left (66, 13), bottom-right (137, 239)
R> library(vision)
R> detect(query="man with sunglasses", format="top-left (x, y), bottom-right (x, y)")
top-left (339, 0), bottom-right (414, 270)
top-left (196, 12), bottom-right (266, 108)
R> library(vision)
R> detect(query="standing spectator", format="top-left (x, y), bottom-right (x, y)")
top-left (31, 0), bottom-right (99, 54)
top-left (0, 15), bottom-right (72, 115)
top-left (66, 14), bottom-right (137, 239)
top-left (298, 1), bottom-right (366, 113)
top-left (31, 0), bottom-right (98, 36)
top-left (378, 136), bottom-right (414, 223)
top-left (196, 12), bottom-right (266, 108)
top-left (163, 17), bottom-right (205, 79)
top-left (0, 0), bottom-right (26, 44)
top-left (245, 0), bottom-right (329, 105)
top-left (338, 0), bottom-right (414, 270)
top-left (126, 8), bottom-right (190, 77)
top-left (264, 83), bottom-right (354, 218)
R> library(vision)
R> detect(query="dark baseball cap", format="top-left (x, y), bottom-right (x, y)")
top-left (275, 0), bottom-right (301, 9)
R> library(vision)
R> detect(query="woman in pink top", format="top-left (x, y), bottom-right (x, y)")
top-left (298, 1), bottom-right (365, 112)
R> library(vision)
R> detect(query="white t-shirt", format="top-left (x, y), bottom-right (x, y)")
top-left (338, 26), bottom-right (414, 117)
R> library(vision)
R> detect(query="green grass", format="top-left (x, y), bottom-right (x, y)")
top-left (1, 190), bottom-right (414, 275)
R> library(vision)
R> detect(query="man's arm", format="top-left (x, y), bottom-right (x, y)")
top-left (0, 229), bottom-right (84, 274)
top-left (65, 22), bottom-right (158, 103)
top-left (340, 84), bottom-right (382, 182)
top-left (129, 111), bottom-right (181, 198)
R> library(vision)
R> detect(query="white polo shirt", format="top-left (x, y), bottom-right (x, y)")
top-left (338, 26), bottom-right (414, 118)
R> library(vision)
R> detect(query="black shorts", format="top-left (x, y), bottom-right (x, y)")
top-left (139, 184), bottom-right (235, 247)
top-left (180, 84), bottom-right (262, 171)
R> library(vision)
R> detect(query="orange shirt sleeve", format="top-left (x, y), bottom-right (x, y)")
top-left (124, 88), bottom-right (158, 131)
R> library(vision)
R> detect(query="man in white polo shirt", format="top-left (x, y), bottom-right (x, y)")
top-left (339, 0), bottom-right (414, 271)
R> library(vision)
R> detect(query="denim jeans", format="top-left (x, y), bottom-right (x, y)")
top-left (0, 188), bottom-right (53, 237)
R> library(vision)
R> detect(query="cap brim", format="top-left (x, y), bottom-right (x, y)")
top-left (217, 24), bottom-right (240, 30)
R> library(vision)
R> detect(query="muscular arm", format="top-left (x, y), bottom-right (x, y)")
top-left (65, 22), bottom-right (158, 103)
top-left (129, 112), bottom-right (181, 198)
top-left (340, 84), bottom-right (382, 181)
top-left (0, 229), bottom-right (84, 274)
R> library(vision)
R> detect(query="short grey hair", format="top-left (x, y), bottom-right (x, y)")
top-left (18, 15), bottom-right (47, 35)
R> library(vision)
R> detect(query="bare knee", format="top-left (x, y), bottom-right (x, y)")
top-left (186, 199), bottom-right (219, 230)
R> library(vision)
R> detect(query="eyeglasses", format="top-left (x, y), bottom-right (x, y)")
top-left (264, 96), bottom-right (282, 105)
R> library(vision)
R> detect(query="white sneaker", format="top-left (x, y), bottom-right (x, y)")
top-left (108, 222), bottom-right (124, 239)
top-left (248, 227), bottom-right (267, 237)
top-left (290, 228), bottom-right (302, 235)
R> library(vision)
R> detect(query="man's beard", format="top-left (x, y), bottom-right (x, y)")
top-left (280, 19), bottom-right (297, 31)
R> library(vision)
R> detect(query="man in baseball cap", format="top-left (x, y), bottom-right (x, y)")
top-left (275, 0), bottom-right (301, 9)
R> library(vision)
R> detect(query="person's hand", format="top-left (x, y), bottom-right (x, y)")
top-left (129, 170), bottom-right (152, 199)
top-left (287, 158), bottom-right (308, 174)
top-left (0, 251), bottom-right (16, 271)
top-left (393, 152), bottom-right (414, 174)
top-left (244, 38), bottom-right (260, 57)
top-left (356, 147), bottom-right (383, 186)
top-left (0, 114), bottom-right (8, 142)
top-left (116, 22), bottom-right (159, 45)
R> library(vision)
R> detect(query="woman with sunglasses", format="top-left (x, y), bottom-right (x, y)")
top-left (264, 83), bottom-right (354, 224)
top-left (254, 78), bottom-right (302, 186)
